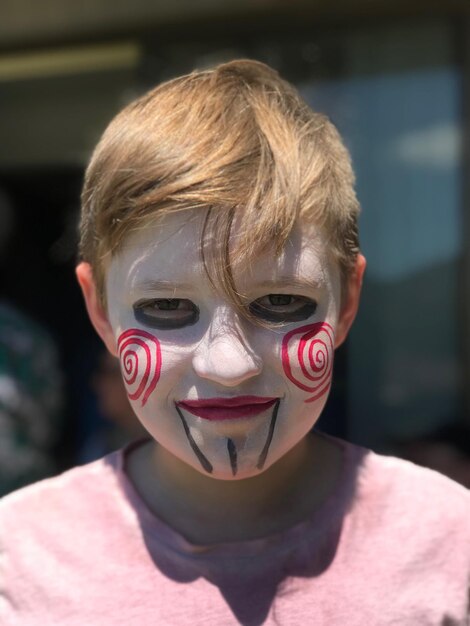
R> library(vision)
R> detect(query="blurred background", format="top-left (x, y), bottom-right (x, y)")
top-left (1, 0), bottom-right (470, 493)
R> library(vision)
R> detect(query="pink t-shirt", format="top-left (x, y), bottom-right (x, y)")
top-left (1, 435), bottom-right (469, 625)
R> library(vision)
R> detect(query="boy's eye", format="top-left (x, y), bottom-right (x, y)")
top-left (249, 294), bottom-right (317, 323)
top-left (133, 299), bottom-right (199, 329)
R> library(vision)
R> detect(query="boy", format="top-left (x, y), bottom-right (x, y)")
top-left (1, 60), bottom-right (469, 625)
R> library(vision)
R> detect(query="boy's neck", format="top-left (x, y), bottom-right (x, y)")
top-left (126, 432), bottom-right (342, 545)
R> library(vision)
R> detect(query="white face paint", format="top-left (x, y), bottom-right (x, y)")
top-left (106, 211), bottom-right (342, 480)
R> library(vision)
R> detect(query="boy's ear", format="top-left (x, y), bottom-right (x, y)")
top-left (335, 254), bottom-right (366, 349)
top-left (76, 262), bottom-right (118, 357)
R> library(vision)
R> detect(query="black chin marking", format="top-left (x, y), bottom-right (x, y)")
top-left (174, 404), bottom-right (213, 474)
top-left (256, 399), bottom-right (281, 470)
top-left (227, 438), bottom-right (238, 476)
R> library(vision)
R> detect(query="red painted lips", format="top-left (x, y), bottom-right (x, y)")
top-left (176, 396), bottom-right (279, 421)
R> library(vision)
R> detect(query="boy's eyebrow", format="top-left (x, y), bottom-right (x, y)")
top-left (133, 279), bottom-right (194, 293)
top-left (253, 276), bottom-right (323, 290)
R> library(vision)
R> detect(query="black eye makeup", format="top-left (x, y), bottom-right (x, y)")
top-left (248, 294), bottom-right (317, 323)
top-left (133, 298), bottom-right (199, 329)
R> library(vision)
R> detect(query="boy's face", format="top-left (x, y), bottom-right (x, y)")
top-left (78, 211), bottom-right (364, 480)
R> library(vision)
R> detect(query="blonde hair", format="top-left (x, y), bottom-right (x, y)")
top-left (79, 59), bottom-right (360, 312)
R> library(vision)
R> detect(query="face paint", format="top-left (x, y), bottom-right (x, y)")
top-left (174, 403), bottom-right (214, 474)
top-left (117, 329), bottom-right (162, 406)
top-left (106, 212), bottom-right (342, 480)
top-left (256, 398), bottom-right (281, 470)
top-left (227, 438), bottom-right (237, 476)
top-left (281, 322), bottom-right (334, 403)
top-left (174, 396), bottom-right (281, 475)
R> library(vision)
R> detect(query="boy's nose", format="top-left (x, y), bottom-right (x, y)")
top-left (192, 314), bottom-right (262, 387)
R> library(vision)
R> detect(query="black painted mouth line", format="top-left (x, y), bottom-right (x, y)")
top-left (256, 398), bottom-right (281, 470)
top-left (175, 404), bottom-right (213, 474)
top-left (227, 438), bottom-right (237, 476)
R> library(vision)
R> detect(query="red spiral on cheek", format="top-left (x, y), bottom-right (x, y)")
top-left (123, 351), bottom-right (138, 384)
top-left (117, 329), bottom-right (162, 406)
top-left (282, 322), bottom-right (334, 403)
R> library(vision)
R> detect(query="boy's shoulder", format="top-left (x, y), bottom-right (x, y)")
top-left (358, 440), bottom-right (469, 501)
top-left (340, 436), bottom-right (470, 540)
top-left (0, 448), bottom-right (124, 529)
